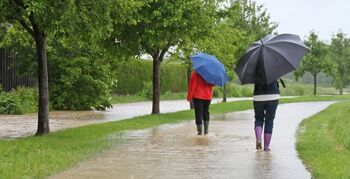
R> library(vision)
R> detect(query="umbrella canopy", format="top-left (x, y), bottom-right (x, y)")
top-left (235, 34), bottom-right (308, 85)
top-left (191, 52), bottom-right (228, 87)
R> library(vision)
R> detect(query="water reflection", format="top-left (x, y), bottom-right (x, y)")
top-left (254, 151), bottom-right (272, 178)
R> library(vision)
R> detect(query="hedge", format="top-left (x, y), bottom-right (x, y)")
top-left (114, 60), bottom-right (187, 95)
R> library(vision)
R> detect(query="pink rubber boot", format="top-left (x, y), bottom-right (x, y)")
top-left (254, 126), bottom-right (263, 150)
top-left (264, 133), bottom-right (272, 151)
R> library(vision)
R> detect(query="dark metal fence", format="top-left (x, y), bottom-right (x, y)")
top-left (0, 48), bottom-right (36, 92)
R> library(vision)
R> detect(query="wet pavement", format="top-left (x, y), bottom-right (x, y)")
top-left (0, 98), bottom-right (253, 139)
top-left (49, 101), bottom-right (334, 179)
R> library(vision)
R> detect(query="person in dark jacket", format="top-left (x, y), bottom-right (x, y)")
top-left (253, 81), bottom-right (280, 151)
top-left (187, 70), bottom-right (214, 135)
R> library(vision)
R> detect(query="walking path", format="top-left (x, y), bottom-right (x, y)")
top-left (49, 101), bottom-right (334, 179)
top-left (0, 97), bottom-right (253, 139)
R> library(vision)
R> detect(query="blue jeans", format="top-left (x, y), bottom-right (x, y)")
top-left (253, 100), bottom-right (279, 134)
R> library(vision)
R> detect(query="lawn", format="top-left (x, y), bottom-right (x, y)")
top-left (297, 100), bottom-right (350, 178)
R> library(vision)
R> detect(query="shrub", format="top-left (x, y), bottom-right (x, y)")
top-left (137, 81), bottom-right (153, 100)
top-left (213, 87), bottom-right (222, 97)
top-left (0, 92), bottom-right (19, 114)
top-left (0, 87), bottom-right (37, 114)
top-left (241, 86), bottom-right (253, 97)
top-left (160, 63), bottom-right (187, 94)
top-left (114, 59), bottom-right (187, 95)
top-left (49, 56), bottom-right (115, 110)
top-left (10, 87), bottom-right (38, 113)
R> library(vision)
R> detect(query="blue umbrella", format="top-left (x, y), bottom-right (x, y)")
top-left (191, 52), bottom-right (228, 87)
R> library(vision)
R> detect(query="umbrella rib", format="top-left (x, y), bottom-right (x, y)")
top-left (264, 46), bottom-right (297, 69)
top-left (266, 40), bottom-right (308, 49)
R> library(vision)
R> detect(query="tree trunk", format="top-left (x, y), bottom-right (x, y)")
top-left (313, 73), bottom-right (317, 95)
top-left (186, 64), bottom-right (193, 109)
top-left (340, 88), bottom-right (343, 95)
top-left (152, 56), bottom-right (161, 114)
top-left (34, 33), bottom-right (50, 135)
top-left (222, 84), bottom-right (227, 102)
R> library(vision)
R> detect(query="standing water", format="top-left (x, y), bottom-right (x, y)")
top-left (0, 98), bottom-right (251, 139)
top-left (49, 102), bottom-right (334, 179)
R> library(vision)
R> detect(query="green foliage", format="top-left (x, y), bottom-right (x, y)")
top-left (114, 60), bottom-right (187, 95)
top-left (329, 31), bottom-right (350, 93)
top-left (114, 60), bottom-right (152, 95)
top-left (295, 31), bottom-right (329, 79)
top-left (213, 87), bottom-right (222, 97)
top-left (280, 83), bottom-right (338, 96)
top-left (213, 83), bottom-right (253, 97)
top-left (241, 85), bottom-right (253, 96)
top-left (225, 0), bottom-right (277, 58)
top-left (160, 62), bottom-right (187, 93)
top-left (137, 81), bottom-right (153, 100)
top-left (174, 0), bottom-right (277, 102)
top-left (0, 87), bottom-right (37, 114)
top-left (0, 91), bottom-right (19, 114)
top-left (294, 31), bottom-right (330, 94)
top-left (114, 0), bottom-right (218, 113)
top-left (10, 87), bottom-right (38, 113)
top-left (49, 55), bottom-right (115, 110)
top-left (228, 83), bottom-right (253, 97)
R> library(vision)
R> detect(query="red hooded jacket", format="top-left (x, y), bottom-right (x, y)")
top-left (187, 71), bottom-right (214, 101)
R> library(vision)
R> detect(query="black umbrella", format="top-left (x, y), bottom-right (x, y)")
top-left (235, 34), bottom-right (308, 85)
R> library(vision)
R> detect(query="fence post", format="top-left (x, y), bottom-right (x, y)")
top-left (0, 48), bottom-right (36, 92)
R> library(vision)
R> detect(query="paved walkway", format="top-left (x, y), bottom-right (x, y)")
top-left (0, 97), bottom-right (252, 139)
top-left (49, 101), bottom-right (334, 179)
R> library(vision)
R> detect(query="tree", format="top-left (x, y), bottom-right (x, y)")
top-left (0, 0), bottom-right (114, 135)
top-left (294, 31), bottom-right (329, 95)
top-left (116, 0), bottom-right (217, 114)
top-left (329, 31), bottom-right (350, 94)
top-left (196, 22), bottom-right (241, 102)
top-left (211, 0), bottom-right (277, 102)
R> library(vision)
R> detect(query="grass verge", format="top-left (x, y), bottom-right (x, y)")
top-left (0, 95), bottom-right (350, 178)
top-left (297, 100), bottom-right (350, 178)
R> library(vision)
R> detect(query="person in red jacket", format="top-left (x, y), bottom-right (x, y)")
top-left (187, 70), bottom-right (214, 135)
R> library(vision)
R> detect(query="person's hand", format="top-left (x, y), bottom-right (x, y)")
top-left (187, 97), bottom-right (192, 102)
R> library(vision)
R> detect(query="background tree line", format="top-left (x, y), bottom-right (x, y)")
top-left (295, 30), bottom-right (350, 95)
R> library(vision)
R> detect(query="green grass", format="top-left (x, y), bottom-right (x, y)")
top-left (280, 83), bottom-right (339, 96)
top-left (297, 100), bottom-right (350, 179)
top-left (110, 94), bottom-right (148, 104)
top-left (1, 95), bottom-right (350, 178)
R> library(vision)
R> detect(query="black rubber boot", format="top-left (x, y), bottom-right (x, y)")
top-left (197, 125), bottom-right (203, 135)
top-left (204, 121), bottom-right (209, 135)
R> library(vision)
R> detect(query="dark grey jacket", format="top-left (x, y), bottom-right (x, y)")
top-left (253, 81), bottom-right (280, 95)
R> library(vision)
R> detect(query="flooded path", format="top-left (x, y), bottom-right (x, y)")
top-left (49, 101), bottom-right (334, 179)
top-left (0, 98), bottom-right (252, 139)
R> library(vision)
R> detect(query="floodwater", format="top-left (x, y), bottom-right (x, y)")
top-left (49, 101), bottom-right (334, 179)
top-left (0, 98), bottom-right (252, 139)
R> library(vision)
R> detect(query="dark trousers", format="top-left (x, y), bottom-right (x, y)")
top-left (193, 98), bottom-right (211, 125)
top-left (253, 100), bottom-right (279, 134)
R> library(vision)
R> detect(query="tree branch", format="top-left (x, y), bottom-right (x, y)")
top-left (12, 0), bottom-right (35, 37)
top-left (17, 17), bottom-right (35, 37)
top-left (159, 42), bottom-right (171, 62)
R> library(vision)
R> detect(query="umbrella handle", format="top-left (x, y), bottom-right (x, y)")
top-left (279, 78), bottom-right (286, 88)
top-left (259, 39), bottom-right (264, 45)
